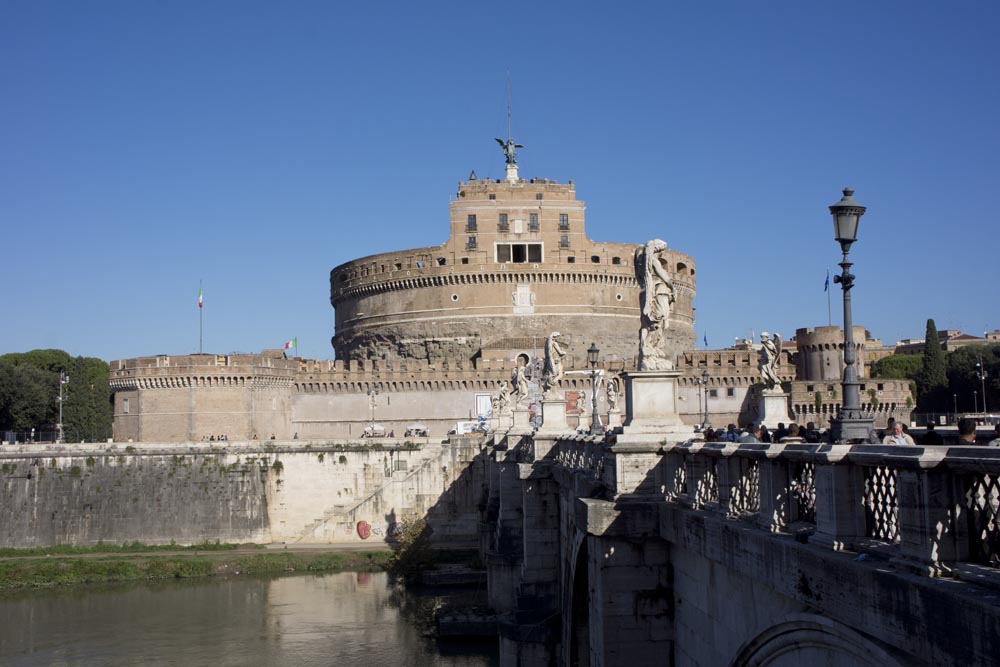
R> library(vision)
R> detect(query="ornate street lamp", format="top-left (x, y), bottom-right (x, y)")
top-left (587, 343), bottom-right (604, 435)
top-left (829, 188), bottom-right (874, 442)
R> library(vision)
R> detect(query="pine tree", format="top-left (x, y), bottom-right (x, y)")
top-left (916, 319), bottom-right (948, 411)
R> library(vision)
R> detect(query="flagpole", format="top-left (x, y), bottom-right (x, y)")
top-left (199, 279), bottom-right (203, 354)
top-left (826, 269), bottom-right (832, 326)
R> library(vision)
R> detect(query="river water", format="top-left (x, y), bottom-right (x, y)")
top-left (0, 572), bottom-right (498, 667)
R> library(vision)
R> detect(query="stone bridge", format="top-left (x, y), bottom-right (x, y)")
top-left (479, 424), bottom-right (1000, 666)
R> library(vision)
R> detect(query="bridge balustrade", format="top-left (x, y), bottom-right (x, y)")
top-left (551, 436), bottom-right (1000, 578)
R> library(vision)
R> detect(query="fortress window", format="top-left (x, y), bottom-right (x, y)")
top-left (560, 235), bottom-right (570, 248)
top-left (394, 262), bottom-right (402, 271)
top-left (467, 214), bottom-right (477, 231)
top-left (559, 213), bottom-right (569, 230)
top-left (461, 257), bottom-right (469, 264)
top-left (498, 213), bottom-right (509, 230)
top-left (437, 257), bottom-right (446, 266)
top-left (467, 236), bottom-right (477, 250)
top-left (612, 257), bottom-right (622, 265)
top-left (591, 255), bottom-right (600, 263)
top-left (489, 194), bottom-right (496, 200)
top-left (123, 398), bottom-right (130, 414)
top-left (567, 256), bottom-right (576, 263)
top-left (529, 213), bottom-right (539, 230)
top-left (727, 388), bottom-right (735, 397)
top-left (709, 389), bottom-right (719, 398)
top-left (416, 261), bottom-right (424, 268)
top-left (615, 293), bottom-right (623, 301)
top-left (807, 385), bottom-right (815, 392)
top-left (536, 193), bottom-right (543, 200)
top-left (495, 243), bottom-right (542, 264)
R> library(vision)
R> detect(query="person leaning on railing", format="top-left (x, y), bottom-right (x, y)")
top-left (957, 418), bottom-right (978, 445)
top-left (987, 423), bottom-right (1000, 447)
top-left (882, 421), bottom-right (916, 445)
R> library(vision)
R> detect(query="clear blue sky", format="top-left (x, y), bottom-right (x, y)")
top-left (2, 1), bottom-right (997, 362)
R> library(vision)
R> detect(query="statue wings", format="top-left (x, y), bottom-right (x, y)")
top-left (773, 334), bottom-right (782, 360)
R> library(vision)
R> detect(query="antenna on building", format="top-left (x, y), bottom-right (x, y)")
top-left (495, 70), bottom-right (523, 183)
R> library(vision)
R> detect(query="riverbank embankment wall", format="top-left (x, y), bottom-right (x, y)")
top-left (0, 439), bottom-right (483, 549)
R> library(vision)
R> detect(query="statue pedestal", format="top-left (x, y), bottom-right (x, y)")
top-left (607, 408), bottom-right (622, 429)
top-left (512, 407), bottom-right (533, 432)
top-left (505, 162), bottom-right (519, 183)
top-left (620, 370), bottom-right (693, 442)
top-left (537, 398), bottom-right (569, 434)
top-left (756, 388), bottom-right (792, 429)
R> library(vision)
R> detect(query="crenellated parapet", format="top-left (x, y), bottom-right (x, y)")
top-left (109, 353), bottom-right (296, 392)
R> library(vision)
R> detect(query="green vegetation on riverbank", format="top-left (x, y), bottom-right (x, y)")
top-left (0, 540), bottom-right (241, 558)
top-left (0, 549), bottom-right (393, 590)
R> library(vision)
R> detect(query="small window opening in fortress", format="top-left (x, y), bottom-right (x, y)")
top-left (727, 388), bottom-right (735, 397)
top-left (123, 398), bottom-right (130, 414)
top-left (615, 293), bottom-right (622, 301)
top-left (529, 213), bottom-right (539, 230)
top-left (461, 257), bottom-right (469, 264)
top-left (451, 294), bottom-right (459, 301)
top-left (536, 193), bottom-right (543, 200)
top-left (807, 384), bottom-right (814, 392)
top-left (709, 389), bottom-right (719, 398)
top-left (467, 236), bottom-right (477, 249)
top-left (489, 194), bottom-right (496, 200)
top-left (498, 213), bottom-right (509, 230)
top-left (567, 256), bottom-right (576, 263)
top-left (877, 383), bottom-right (884, 391)
top-left (560, 235), bottom-right (570, 248)
top-left (437, 257), bottom-right (446, 266)
top-left (467, 214), bottom-right (477, 231)
top-left (394, 262), bottom-right (402, 271)
top-left (612, 257), bottom-right (622, 265)
top-left (591, 255), bottom-right (600, 263)
top-left (416, 261), bottom-right (424, 268)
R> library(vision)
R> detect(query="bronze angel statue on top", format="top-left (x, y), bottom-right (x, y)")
top-left (496, 137), bottom-right (523, 165)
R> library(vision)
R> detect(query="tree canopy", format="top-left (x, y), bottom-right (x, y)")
top-left (872, 354), bottom-right (923, 380)
top-left (0, 350), bottom-right (112, 441)
top-left (915, 319), bottom-right (949, 412)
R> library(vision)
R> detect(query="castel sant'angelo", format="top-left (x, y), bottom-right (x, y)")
top-left (109, 138), bottom-right (911, 441)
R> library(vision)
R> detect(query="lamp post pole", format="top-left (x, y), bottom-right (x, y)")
top-left (56, 371), bottom-right (69, 444)
top-left (976, 355), bottom-right (989, 414)
top-left (702, 369), bottom-right (711, 430)
top-left (368, 366), bottom-right (379, 431)
top-left (828, 188), bottom-right (874, 442)
top-left (587, 343), bottom-right (604, 436)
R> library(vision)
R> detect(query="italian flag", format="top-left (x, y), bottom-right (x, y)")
top-left (284, 338), bottom-right (297, 350)
top-left (198, 282), bottom-right (203, 309)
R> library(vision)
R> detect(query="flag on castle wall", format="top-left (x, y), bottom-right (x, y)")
top-left (703, 333), bottom-right (708, 348)
top-left (284, 338), bottom-right (297, 350)
top-left (198, 281), bottom-right (203, 308)
top-left (824, 269), bottom-right (830, 292)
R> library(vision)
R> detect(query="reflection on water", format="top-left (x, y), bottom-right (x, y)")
top-left (0, 572), bottom-right (497, 667)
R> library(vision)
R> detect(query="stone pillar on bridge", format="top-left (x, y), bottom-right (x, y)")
top-left (538, 397), bottom-right (569, 434)
top-left (809, 445), bottom-right (867, 551)
top-left (620, 370), bottom-right (693, 444)
top-left (573, 498), bottom-right (674, 666)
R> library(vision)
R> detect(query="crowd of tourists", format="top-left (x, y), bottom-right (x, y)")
top-left (697, 419), bottom-right (1000, 447)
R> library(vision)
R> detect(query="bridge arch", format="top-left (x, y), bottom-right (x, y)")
top-left (731, 613), bottom-right (906, 667)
